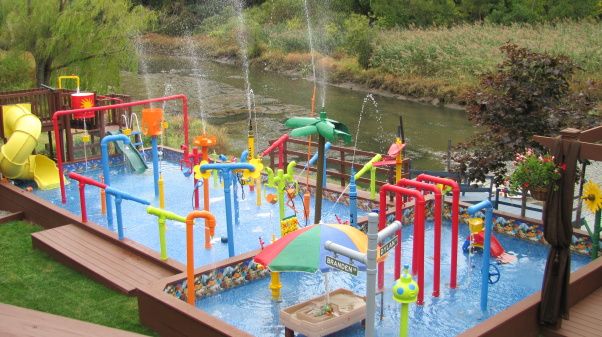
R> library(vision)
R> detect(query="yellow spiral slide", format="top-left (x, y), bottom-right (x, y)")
top-left (0, 103), bottom-right (62, 190)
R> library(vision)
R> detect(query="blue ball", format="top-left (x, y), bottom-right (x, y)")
top-left (409, 284), bottom-right (416, 291)
top-left (396, 288), bottom-right (404, 295)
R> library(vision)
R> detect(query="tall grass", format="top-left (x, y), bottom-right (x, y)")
top-left (372, 21), bottom-right (602, 92)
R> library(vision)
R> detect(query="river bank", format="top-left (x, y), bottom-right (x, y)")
top-left (142, 34), bottom-right (465, 110)
top-left (142, 20), bottom-right (602, 109)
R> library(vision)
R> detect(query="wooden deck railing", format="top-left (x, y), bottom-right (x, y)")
top-left (0, 88), bottom-right (131, 162)
top-left (264, 137), bottom-right (411, 190)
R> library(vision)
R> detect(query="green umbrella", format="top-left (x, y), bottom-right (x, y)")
top-left (284, 107), bottom-right (352, 224)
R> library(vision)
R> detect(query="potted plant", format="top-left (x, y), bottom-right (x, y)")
top-left (508, 148), bottom-right (562, 201)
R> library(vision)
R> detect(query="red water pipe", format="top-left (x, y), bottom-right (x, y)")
top-left (260, 134), bottom-right (289, 170)
top-left (68, 172), bottom-right (107, 223)
top-left (378, 184), bottom-right (426, 305)
top-left (396, 178), bottom-right (442, 297)
top-left (52, 95), bottom-right (189, 204)
top-left (416, 174), bottom-right (460, 289)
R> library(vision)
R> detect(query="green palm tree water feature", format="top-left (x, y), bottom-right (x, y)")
top-left (285, 107), bottom-right (352, 224)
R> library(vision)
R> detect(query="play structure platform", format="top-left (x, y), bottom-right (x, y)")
top-left (32, 224), bottom-right (177, 295)
top-left (281, 288), bottom-right (366, 337)
top-left (542, 287), bottom-right (602, 337)
top-left (0, 303), bottom-right (146, 337)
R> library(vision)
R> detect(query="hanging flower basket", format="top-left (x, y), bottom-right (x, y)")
top-left (529, 187), bottom-right (549, 201)
top-left (508, 148), bottom-right (561, 201)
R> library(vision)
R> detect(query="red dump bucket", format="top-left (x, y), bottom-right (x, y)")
top-left (70, 92), bottom-right (95, 119)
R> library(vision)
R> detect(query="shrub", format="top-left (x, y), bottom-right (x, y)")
top-left (372, 0), bottom-right (463, 28)
top-left (452, 43), bottom-right (598, 184)
top-left (342, 14), bottom-right (374, 69)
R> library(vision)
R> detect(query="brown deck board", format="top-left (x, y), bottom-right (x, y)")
top-left (56, 225), bottom-right (168, 280)
top-left (36, 225), bottom-right (170, 283)
top-left (35, 230), bottom-right (151, 287)
top-left (544, 287), bottom-right (602, 337)
top-left (32, 224), bottom-right (174, 294)
top-left (0, 303), bottom-right (146, 337)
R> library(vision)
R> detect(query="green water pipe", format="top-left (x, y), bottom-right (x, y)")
top-left (265, 161), bottom-right (297, 223)
top-left (354, 154), bottom-right (382, 200)
top-left (147, 206), bottom-right (186, 260)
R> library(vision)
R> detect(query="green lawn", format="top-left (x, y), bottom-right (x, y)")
top-left (0, 221), bottom-right (156, 336)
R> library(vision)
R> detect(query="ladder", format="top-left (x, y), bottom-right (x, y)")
top-left (121, 113), bottom-right (145, 157)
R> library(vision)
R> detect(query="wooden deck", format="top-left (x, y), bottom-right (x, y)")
top-left (32, 224), bottom-right (175, 295)
top-left (544, 287), bottom-right (602, 337)
top-left (0, 303), bottom-right (146, 337)
top-left (0, 211), bottom-right (24, 225)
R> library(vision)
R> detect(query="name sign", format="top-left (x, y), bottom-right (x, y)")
top-left (380, 236), bottom-right (398, 256)
top-left (325, 256), bottom-right (358, 276)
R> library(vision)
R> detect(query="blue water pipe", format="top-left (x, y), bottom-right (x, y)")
top-left (200, 161), bottom-right (255, 257)
top-left (240, 150), bottom-right (249, 162)
top-left (233, 172), bottom-right (240, 226)
top-left (101, 134), bottom-right (131, 229)
top-left (233, 150), bottom-right (250, 227)
top-left (307, 141), bottom-right (331, 188)
top-left (349, 167), bottom-right (358, 228)
top-left (105, 186), bottom-right (150, 240)
top-left (151, 136), bottom-right (160, 197)
top-left (467, 199), bottom-right (494, 315)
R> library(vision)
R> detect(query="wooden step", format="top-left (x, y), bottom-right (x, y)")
top-left (0, 303), bottom-right (146, 337)
top-left (0, 211), bottom-right (24, 225)
top-left (32, 224), bottom-right (174, 295)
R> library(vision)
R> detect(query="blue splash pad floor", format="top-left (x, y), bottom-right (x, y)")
top-left (198, 220), bottom-right (590, 337)
top-left (34, 161), bottom-right (362, 268)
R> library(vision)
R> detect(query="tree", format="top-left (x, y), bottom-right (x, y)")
top-left (452, 43), bottom-right (598, 185)
top-left (371, 0), bottom-right (462, 27)
top-left (0, 0), bottom-right (154, 91)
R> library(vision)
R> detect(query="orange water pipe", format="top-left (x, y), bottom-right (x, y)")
top-left (186, 210), bottom-right (216, 305)
top-left (99, 175), bottom-right (106, 214)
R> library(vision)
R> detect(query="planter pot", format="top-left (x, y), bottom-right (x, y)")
top-left (529, 187), bottom-right (549, 201)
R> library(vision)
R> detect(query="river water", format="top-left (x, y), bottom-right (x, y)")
top-left (120, 54), bottom-right (477, 169)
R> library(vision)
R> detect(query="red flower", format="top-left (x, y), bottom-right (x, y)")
top-left (523, 182), bottom-right (529, 188)
top-left (560, 163), bottom-right (567, 171)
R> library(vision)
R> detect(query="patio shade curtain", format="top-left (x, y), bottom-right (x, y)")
top-left (538, 139), bottom-right (580, 327)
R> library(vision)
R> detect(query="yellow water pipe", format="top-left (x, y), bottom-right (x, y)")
top-left (256, 178), bottom-right (262, 206)
top-left (269, 271), bottom-right (282, 300)
top-left (57, 75), bottom-right (80, 90)
top-left (396, 138), bottom-right (403, 182)
top-left (158, 174), bottom-right (165, 209)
